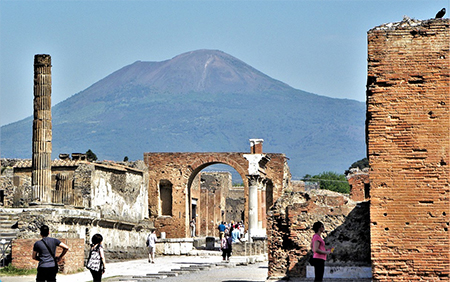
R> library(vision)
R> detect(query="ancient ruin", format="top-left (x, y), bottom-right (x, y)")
top-left (367, 18), bottom-right (449, 280)
top-left (143, 139), bottom-right (290, 240)
top-left (31, 54), bottom-right (53, 204)
top-left (0, 16), bottom-right (448, 281)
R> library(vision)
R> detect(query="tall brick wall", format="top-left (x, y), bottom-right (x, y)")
top-left (367, 18), bottom-right (449, 280)
top-left (12, 238), bottom-right (84, 274)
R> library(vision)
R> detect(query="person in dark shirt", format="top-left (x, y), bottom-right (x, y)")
top-left (32, 225), bottom-right (69, 282)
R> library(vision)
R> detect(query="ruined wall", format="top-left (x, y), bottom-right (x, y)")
top-left (346, 168), bottom-right (369, 202)
top-left (226, 186), bottom-right (245, 224)
top-left (12, 238), bottom-right (84, 273)
top-left (6, 207), bottom-right (152, 262)
top-left (367, 18), bottom-right (449, 280)
top-left (1, 160), bottom-right (148, 222)
top-left (144, 152), bottom-right (288, 238)
top-left (90, 163), bottom-right (149, 222)
top-left (198, 172), bottom-right (231, 236)
top-left (267, 190), bottom-right (369, 279)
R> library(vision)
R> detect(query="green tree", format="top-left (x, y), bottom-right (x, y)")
top-left (86, 149), bottom-right (97, 162)
top-left (302, 171), bottom-right (350, 194)
top-left (345, 157), bottom-right (369, 174)
top-left (123, 156), bottom-right (129, 162)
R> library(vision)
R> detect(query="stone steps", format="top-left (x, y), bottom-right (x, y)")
top-left (104, 259), bottom-right (258, 282)
top-left (0, 211), bottom-right (20, 261)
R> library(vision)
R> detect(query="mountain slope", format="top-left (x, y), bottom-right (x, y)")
top-left (0, 50), bottom-right (366, 178)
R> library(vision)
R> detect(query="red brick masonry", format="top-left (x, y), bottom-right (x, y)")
top-left (12, 238), bottom-right (84, 274)
top-left (367, 19), bottom-right (449, 280)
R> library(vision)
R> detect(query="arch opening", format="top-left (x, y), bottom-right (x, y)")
top-left (188, 163), bottom-right (247, 238)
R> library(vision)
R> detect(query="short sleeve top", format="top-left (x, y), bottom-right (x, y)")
top-left (33, 237), bottom-right (61, 268)
top-left (311, 233), bottom-right (327, 260)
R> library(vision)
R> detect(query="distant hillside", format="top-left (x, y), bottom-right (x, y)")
top-left (0, 49), bottom-right (366, 178)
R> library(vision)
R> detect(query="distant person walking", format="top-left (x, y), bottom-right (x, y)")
top-left (218, 221), bottom-right (226, 240)
top-left (146, 230), bottom-right (157, 263)
top-left (310, 221), bottom-right (333, 282)
top-left (220, 231), bottom-right (232, 261)
top-left (86, 233), bottom-right (106, 282)
top-left (32, 225), bottom-right (70, 282)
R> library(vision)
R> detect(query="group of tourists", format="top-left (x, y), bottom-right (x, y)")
top-left (217, 220), bottom-right (245, 261)
top-left (32, 220), bottom-right (331, 282)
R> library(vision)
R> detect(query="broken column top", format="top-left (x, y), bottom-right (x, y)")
top-left (34, 54), bottom-right (51, 66)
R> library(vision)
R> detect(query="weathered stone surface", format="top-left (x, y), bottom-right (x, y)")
top-left (267, 189), bottom-right (369, 279)
top-left (144, 152), bottom-right (290, 238)
top-left (367, 18), bottom-right (449, 281)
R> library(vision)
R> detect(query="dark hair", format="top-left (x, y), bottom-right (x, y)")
top-left (92, 233), bottom-right (103, 245)
top-left (40, 225), bottom-right (50, 237)
top-left (312, 221), bottom-right (324, 233)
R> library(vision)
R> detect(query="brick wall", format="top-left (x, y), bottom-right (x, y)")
top-left (267, 190), bottom-right (369, 279)
top-left (144, 152), bottom-right (289, 238)
top-left (367, 18), bottom-right (449, 280)
top-left (346, 168), bottom-right (369, 202)
top-left (12, 238), bottom-right (84, 274)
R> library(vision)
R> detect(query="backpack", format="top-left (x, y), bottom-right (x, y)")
top-left (86, 245), bottom-right (103, 272)
top-left (221, 237), bottom-right (228, 250)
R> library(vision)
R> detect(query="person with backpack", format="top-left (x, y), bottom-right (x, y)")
top-left (32, 225), bottom-right (70, 282)
top-left (86, 234), bottom-right (106, 282)
top-left (146, 230), bottom-right (157, 263)
top-left (220, 230), bottom-right (232, 261)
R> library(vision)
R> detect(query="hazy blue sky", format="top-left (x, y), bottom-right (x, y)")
top-left (0, 0), bottom-right (447, 126)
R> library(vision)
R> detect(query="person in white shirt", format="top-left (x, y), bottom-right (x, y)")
top-left (146, 230), bottom-right (157, 263)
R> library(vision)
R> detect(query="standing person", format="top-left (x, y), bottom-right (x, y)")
top-left (146, 230), bottom-right (157, 263)
top-left (238, 221), bottom-right (245, 239)
top-left (86, 234), bottom-right (106, 282)
top-left (190, 219), bottom-right (196, 237)
top-left (231, 226), bottom-right (241, 243)
top-left (32, 225), bottom-right (69, 282)
top-left (220, 232), bottom-right (232, 261)
top-left (310, 221), bottom-right (332, 282)
top-left (218, 221), bottom-right (226, 240)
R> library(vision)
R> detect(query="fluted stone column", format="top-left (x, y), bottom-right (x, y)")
top-left (32, 54), bottom-right (52, 204)
top-left (244, 139), bottom-right (268, 242)
top-left (247, 175), bottom-right (263, 241)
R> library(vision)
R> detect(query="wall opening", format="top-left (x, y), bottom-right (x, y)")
top-left (190, 163), bottom-right (246, 237)
top-left (159, 179), bottom-right (173, 216)
top-left (266, 179), bottom-right (274, 210)
top-left (364, 183), bottom-right (370, 199)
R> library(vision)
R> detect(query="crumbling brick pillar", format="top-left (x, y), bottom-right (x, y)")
top-left (32, 54), bottom-right (52, 204)
top-left (367, 19), bottom-right (449, 280)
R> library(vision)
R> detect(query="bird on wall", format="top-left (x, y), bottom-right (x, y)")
top-left (435, 8), bottom-right (446, 18)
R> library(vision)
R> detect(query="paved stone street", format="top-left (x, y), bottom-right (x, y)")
top-left (0, 252), bottom-right (372, 282)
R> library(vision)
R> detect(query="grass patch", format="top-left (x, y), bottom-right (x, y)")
top-left (0, 265), bottom-right (37, 276)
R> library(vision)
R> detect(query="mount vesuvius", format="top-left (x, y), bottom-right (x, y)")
top-left (0, 49), bottom-right (366, 178)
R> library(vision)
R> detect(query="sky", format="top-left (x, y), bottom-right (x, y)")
top-left (0, 0), bottom-right (447, 126)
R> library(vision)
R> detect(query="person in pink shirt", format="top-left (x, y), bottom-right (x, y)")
top-left (310, 221), bottom-right (333, 281)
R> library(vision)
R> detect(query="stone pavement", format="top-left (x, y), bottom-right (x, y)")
top-left (0, 251), bottom-right (266, 282)
top-left (0, 250), bottom-right (372, 282)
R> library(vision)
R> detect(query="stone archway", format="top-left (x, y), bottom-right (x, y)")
top-left (186, 158), bottom-right (249, 238)
top-left (144, 146), bottom-right (290, 239)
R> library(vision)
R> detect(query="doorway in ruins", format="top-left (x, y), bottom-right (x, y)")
top-left (188, 163), bottom-right (246, 238)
